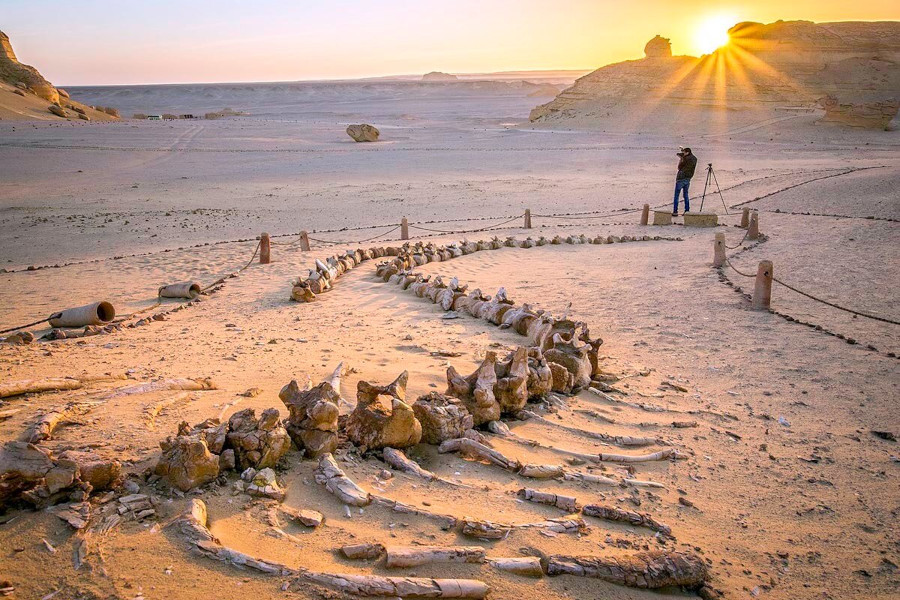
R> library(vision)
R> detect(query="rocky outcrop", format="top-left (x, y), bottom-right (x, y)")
top-left (346, 124), bottom-right (380, 142)
top-left (644, 35), bottom-right (672, 59)
top-left (1, 30), bottom-right (59, 103)
top-left (422, 71), bottom-right (458, 82)
top-left (530, 21), bottom-right (900, 130)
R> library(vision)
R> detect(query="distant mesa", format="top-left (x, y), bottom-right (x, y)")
top-left (0, 29), bottom-right (119, 121)
top-left (347, 123), bottom-right (380, 142)
top-left (530, 20), bottom-right (900, 130)
top-left (644, 35), bottom-right (672, 59)
top-left (422, 71), bottom-right (458, 82)
top-left (527, 83), bottom-right (562, 98)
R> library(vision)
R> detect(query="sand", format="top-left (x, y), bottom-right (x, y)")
top-left (0, 85), bottom-right (898, 600)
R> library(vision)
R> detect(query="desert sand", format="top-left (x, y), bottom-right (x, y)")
top-left (1, 23), bottom-right (899, 600)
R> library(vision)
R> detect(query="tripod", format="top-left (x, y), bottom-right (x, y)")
top-left (699, 163), bottom-right (728, 214)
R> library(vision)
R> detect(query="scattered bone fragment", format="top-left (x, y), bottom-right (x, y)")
top-left (174, 498), bottom-right (217, 542)
top-left (195, 539), bottom-right (292, 574)
top-left (370, 495), bottom-right (458, 529)
top-left (315, 453), bottom-right (371, 506)
top-left (562, 471), bottom-right (618, 485)
top-left (546, 550), bottom-right (707, 589)
top-left (490, 557), bottom-right (544, 577)
top-left (244, 467), bottom-right (286, 501)
top-left (582, 504), bottom-right (672, 535)
top-left (623, 478), bottom-right (666, 489)
top-left (297, 509), bottom-right (324, 527)
top-left (346, 372), bottom-right (422, 451)
top-left (518, 488), bottom-right (579, 512)
top-left (439, 437), bottom-right (520, 471)
top-left (52, 502), bottom-right (91, 529)
top-left (518, 464), bottom-right (567, 479)
top-left (461, 517), bottom-right (512, 540)
top-left (385, 545), bottom-right (486, 568)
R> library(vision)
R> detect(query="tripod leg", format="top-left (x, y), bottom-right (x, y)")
top-left (700, 168), bottom-right (711, 213)
top-left (711, 168), bottom-right (728, 215)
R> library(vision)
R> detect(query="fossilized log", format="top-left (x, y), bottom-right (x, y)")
top-left (582, 504), bottom-right (671, 536)
top-left (315, 453), bottom-right (371, 506)
top-left (385, 546), bottom-right (486, 568)
top-left (518, 488), bottom-right (579, 512)
top-left (546, 550), bottom-right (707, 589)
top-left (0, 378), bottom-right (83, 399)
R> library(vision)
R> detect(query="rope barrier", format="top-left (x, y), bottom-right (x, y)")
top-left (0, 317), bottom-right (51, 335)
top-left (771, 276), bottom-right (900, 326)
top-left (408, 214), bottom-right (525, 235)
top-left (200, 239), bottom-right (261, 293)
top-left (724, 229), bottom-right (750, 250)
top-left (307, 225), bottom-right (401, 246)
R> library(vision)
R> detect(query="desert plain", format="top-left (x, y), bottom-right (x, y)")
top-left (1, 25), bottom-right (899, 600)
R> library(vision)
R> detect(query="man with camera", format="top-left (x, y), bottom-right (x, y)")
top-left (673, 147), bottom-right (697, 216)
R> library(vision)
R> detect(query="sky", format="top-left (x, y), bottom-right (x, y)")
top-left (3, 0), bottom-right (899, 85)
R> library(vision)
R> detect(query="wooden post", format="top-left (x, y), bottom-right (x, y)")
top-left (300, 230), bottom-right (311, 251)
top-left (524, 209), bottom-right (532, 229)
top-left (259, 233), bottom-right (271, 264)
top-left (401, 217), bottom-right (409, 240)
top-left (747, 211), bottom-right (759, 240)
top-left (740, 207), bottom-right (750, 229)
top-left (713, 233), bottom-right (726, 267)
top-left (640, 204), bottom-right (650, 226)
top-left (752, 260), bottom-right (773, 310)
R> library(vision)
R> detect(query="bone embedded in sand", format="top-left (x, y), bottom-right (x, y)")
top-left (299, 572), bottom-right (490, 599)
top-left (279, 372), bottom-right (341, 458)
top-left (446, 353), bottom-right (500, 426)
top-left (341, 543), bottom-right (386, 560)
top-left (517, 488), bottom-right (579, 512)
top-left (598, 448), bottom-right (684, 462)
top-left (412, 392), bottom-right (474, 445)
top-left (315, 453), bottom-right (371, 507)
top-left (0, 377), bottom-right (83, 399)
top-left (545, 550), bottom-right (708, 589)
top-left (460, 517), bottom-right (512, 540)
top-left (384, 545), bottom-right (487, 568)
top-left (438, 437), bottom-right (520, 471)
top-left (490, 557), bottom-right (544, 577)
top-left (582, 504), bottom-right (672, 536)
top-left (382, 447), bottom-right (436, 481)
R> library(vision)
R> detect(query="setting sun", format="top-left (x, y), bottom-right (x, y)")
top-left (694, 15), bottom-right (736, 54)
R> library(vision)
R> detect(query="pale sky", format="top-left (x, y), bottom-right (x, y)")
top-left (3, 0), bottom-right (899, 85)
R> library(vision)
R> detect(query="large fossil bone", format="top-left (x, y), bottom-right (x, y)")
top-left (225, 408), bottom-right (291, 470)
top-left (544, 334), bottom-right (593, 392)
top-left (582, 504), bottom-right (672, 536)
top-left (493, 347), bottom-right (529, 413)
top-left (346, 372), bottom-right (422, 451)
top-left (315, 453), bottom-right (371, 506)
top-left (385, 546), bottom-right (486, 568)
top-left (446, 353), bottom-right (500, 426)
top-left (545, 550), bottom-right (707, 589)
top-left (279, 366), bottom-right (342, 458)
top-left (412, 392), bottom-right (474, 444)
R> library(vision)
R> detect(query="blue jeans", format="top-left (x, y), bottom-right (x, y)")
top-left (673, 178), bottom-right (691, 213)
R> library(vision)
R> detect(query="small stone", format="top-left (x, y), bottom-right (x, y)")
top-left (297, 509), bottom-right (324, 528)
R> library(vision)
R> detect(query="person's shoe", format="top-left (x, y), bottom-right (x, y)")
top-left (671, 212), bottom-right (678, 217)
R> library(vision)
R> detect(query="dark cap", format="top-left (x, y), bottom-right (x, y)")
top-left (682, 147), bottom-right (692, 154)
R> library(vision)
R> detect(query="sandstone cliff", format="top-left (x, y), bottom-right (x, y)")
top-left (530, 21), bottom-right (900, 131)
top-left (422, 71), bottom-right (459, 81)
top-left (0, 30), bottom-right (118, 121)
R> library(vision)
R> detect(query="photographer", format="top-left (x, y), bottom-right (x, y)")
top-left (673, 147), bottom-right (697, 216)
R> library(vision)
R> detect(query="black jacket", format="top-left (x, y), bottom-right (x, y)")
top-left (676, 154), bottom-right (698, 180)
